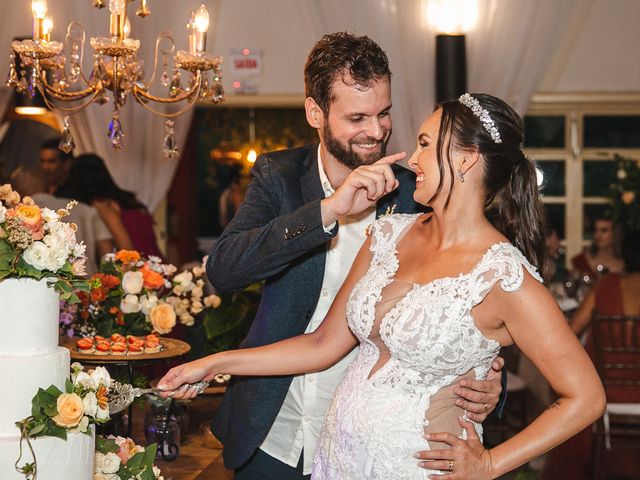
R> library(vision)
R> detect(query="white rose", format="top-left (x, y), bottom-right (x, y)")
top-left (98, 452), bottom-right (121, 474)
top-left (22, 242), bottom-right (52, 271)
top-left (47, 243), bottom-right (70, 271)
top-left (0, 204), bottom-right (6, 223)
top-left (161, 264), bottom-right (177, 276)
top-left (41, 207), bottom-right (59, 223)
top-left (74, 371), bottom-right (97, 390)
top-left (104, 253), bottom-right (116, 262)
top-left (82, 392), bottom-right (98, 417)
top-left (140, 294), bottom-right (159, 315)
top-left (90, 366), bottom-right (111, 389)
top-left (120, 294), bottom-right (142, 314)
top-left (122, 271), bottom-right (144, 294)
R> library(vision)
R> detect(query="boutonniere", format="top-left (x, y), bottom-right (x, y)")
top-left (365, 204), bottom-right (397, 237)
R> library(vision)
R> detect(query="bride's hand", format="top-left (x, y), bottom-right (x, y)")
top-left (156, 357), bottom-right (218, 399)
top-left (416, 418), bottom-right (492, 479)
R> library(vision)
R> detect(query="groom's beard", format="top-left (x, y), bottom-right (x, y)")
top-left (323, 123), bottom-right (391, 170)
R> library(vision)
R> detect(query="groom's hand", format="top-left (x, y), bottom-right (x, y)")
top-left (321, 152), bottom-right (406, 226)
top-left (454, 357), bottom-right (504, 422)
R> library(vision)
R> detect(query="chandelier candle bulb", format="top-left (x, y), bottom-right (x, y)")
top-left (42, 17), bottom-right (53, 42)
top-left (194, 4), bottom-right (210, 54)
top-left (31, 0), bottom-right (48, 40)
top-left (109, 0), bottom-right (127, 39)
top-left (187, 11), bottom-right (197, 56)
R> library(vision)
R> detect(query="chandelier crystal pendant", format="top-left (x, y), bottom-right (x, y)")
top-left (7, 0), bottom-right (225, 158)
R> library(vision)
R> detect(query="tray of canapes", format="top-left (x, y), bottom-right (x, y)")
top-left (63, 334), bottom-right (191, 361)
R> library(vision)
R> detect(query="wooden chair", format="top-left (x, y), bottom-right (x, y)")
top-left (591, 314), bottom-right (640, 476)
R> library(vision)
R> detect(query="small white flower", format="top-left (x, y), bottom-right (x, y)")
top-left (41, 207), bottom-right (59, 223)
top-left (0, 204), bottom-right (6, 223)
top-left (179, 312), bottom-right (194, 326)
top-left (74, 371), bottom-right (97, 390)
top-left (192, 265), bottom-right (205, 277)
top-left (96, 406), bottom-right (110, 421)
top-left (82, 392), bottom-right (98, 417)
top-left (174, 271), bottom-right (193, 285)
top-left (140, 294), bottom-right (159, 315)
top-left (617, 168), bottom-right (628, 180)
top-left (120, 294), bottom-right (142, 314)
top-left (122, 271), bottom-right (144, 294)
top-left (104, 253), bottom-right (116, 262)
top-left (204, 294), bottom-right (221, 308)
top-left (69, 415), bottom-right (90, 433)
top-left (191, 300), bottom-right (203, 314)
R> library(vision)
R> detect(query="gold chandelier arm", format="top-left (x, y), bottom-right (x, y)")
top-left (146, 31), bottom-right (176, 88)
top-left (38, 84), bottom-right (101, 114)
top-left (131, 83), bottom-right (202, 118)
top-left (39, 73), bottom-right (97, 101)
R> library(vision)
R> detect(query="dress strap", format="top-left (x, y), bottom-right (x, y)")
top-left (369, 214), bottom-right (420, 260)
top-left (469, 243), bottom-right (543, 306)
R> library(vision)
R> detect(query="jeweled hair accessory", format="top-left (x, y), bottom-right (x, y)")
top-left (458, 93), bottom-right (502, 144)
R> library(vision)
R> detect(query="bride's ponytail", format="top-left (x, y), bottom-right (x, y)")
top-left (494, 151), bottom-right (548, 273)
top-left (439, 94), bottom-right (549, 273)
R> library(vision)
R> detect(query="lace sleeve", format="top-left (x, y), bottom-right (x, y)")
top-left (470, 243), bottom-right (543, 305)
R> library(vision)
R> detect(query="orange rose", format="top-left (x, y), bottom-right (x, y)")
top-left (149, 303), bottom-right (177, 334)
top-left (52, 393), bottom-right (84, 428)
top-left (115, 250), bottom-right (141, 264)
top-left (140, 265), bottom-right (165, 290)
top-left (96, 386), bottom-right (108, 410)
top-left (7, 204), bottom-right (44, 240)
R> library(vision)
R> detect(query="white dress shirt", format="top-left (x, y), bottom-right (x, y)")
top-left (260, 146), bottom-right (376, 474)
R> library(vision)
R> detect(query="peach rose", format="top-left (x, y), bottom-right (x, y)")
top-left (140, 265), bottom-right (165, 290)
top-left (8, 204), bottom-right (44, 240)
top-left (52, 393), bottom-right (85, 428)
top-left (149, 303), bottom-right (176, 334)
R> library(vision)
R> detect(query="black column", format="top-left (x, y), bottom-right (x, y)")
top-left (435, 34), bottom-right (467, 104)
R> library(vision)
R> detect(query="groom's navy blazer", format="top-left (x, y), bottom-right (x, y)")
top-left (206, 143), bottom-right (422, 470)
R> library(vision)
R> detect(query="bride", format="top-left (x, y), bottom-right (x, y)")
top-left (158, 93), bottom-right (605, 479)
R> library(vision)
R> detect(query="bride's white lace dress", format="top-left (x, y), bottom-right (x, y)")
top-left (311, 214), bottom-right (542, 479)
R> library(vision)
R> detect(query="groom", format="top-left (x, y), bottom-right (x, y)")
top-left (206, 32), bottom-right (504, 479)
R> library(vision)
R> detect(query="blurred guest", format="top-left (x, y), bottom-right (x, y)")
top-left (571, 216), bottom-right (625, 278)
top-left (218, 163), bottom-right (247, 228)
top-left (39, 138), bottom-right (73, 195)
top-left (10, 165), bottom-right (114, 276)
top-left (543, 225), bottom-right (566, 283)
top-left (56, 153), bottom-right (163, 258)
top-left (541, 230), bottom-right (640, 480)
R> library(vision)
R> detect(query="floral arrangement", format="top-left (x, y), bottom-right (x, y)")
top-left (60, 250), bottom-right (221, 338)
top-left (15, 363), bottom-right (111, 478)
top-left (95, 435), bottom-right (164, 480)
top-left (0, 183), bottom-right (86, 299)
top-left (609, 154), bottom-right (640, 232)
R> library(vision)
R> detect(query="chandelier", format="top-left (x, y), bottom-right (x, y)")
top-left (6, 0), bottom-right (225, 158)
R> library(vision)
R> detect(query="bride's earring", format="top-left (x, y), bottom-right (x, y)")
top-left (457, 169), bottom-right (465, 183)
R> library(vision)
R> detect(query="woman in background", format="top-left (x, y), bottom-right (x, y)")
top-left (57, 153), bottom-right (163, 258)
top-left (571, 216), bottom-right (625, 278)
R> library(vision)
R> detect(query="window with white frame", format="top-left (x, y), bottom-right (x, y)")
top-left (524, 94), bottom-right (640, 269)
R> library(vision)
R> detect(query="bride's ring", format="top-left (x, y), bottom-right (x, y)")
top-left (448, 460), bottom-right (454, 471)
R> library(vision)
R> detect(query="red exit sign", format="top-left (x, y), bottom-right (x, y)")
top-left (229, 48), bottom-right (262, 76)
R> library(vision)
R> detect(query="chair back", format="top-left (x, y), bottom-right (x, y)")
top-left (591, 314), bottom-right (640, 403)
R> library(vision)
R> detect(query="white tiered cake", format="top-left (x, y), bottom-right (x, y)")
top-left (0, 278), bottom-right (94, 480)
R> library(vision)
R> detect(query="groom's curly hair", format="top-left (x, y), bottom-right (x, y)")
top-left (304, 32), bottom-right (391, 115)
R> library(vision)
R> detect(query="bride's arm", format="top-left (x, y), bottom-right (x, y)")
top-left (157, 235), bottom-right (375, 396)
top-left (419, 272), bottom-right (606, 478)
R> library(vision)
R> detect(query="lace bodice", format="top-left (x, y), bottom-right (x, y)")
top-left (312, 213), bottom-right (543, 479)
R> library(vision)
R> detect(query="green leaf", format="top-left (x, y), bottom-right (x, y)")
top-left (139, 468), bottom-right (157, 480)
top-left (65, 378), bottom-right (74, 394)
top-left (126, 451), bottom-right (145, 470)
top-left (27, 423), bottom-right (45, 436)
top-left (96, 436), bottom-right (119, 453)
top-left (143, 442), bottom-right (157, 464)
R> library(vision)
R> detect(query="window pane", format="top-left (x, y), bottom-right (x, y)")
top-left (524, 116), bottom-right (565, 148)
top-left (583, 204), bottom-right (612, 240)
top-left (544, 203), bottom-right (565, 239)
top-left (584, 115), bottom-right (640, 148)
top-left (583, 159), bottom-right (615, 197)
top-left (536, 160), bottom-right (565, 196)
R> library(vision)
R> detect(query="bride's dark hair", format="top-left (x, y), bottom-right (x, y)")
top-left (432, 93), bottom-right (548, 272)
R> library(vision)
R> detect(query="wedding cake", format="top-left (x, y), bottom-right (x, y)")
top-left (0, 278), bottom-right (94, 480)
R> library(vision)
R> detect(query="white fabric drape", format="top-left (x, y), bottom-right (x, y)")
top-left (300, 0), bottom-right (589, 152)
top-left (0, 0), bottom-right (220, 211)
